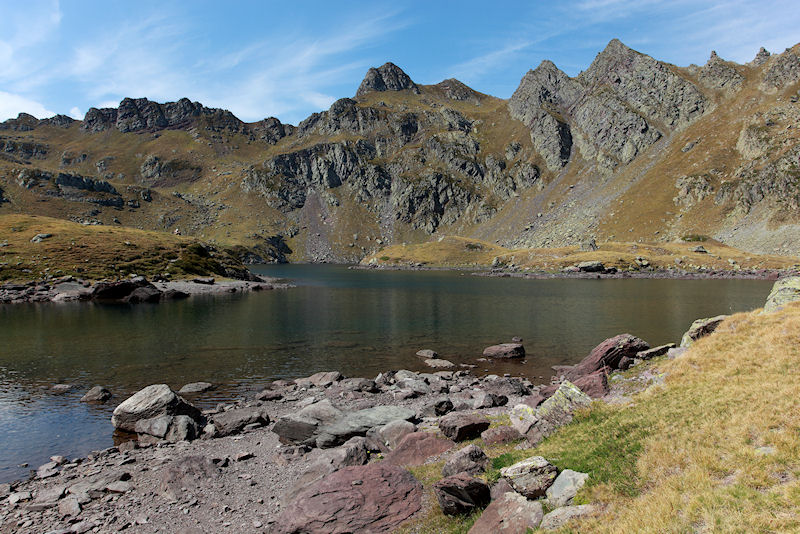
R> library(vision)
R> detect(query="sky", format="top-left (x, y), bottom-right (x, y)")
top-left (1, 0), bottom-right (799, 125)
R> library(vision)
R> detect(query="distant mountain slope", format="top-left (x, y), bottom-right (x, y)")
top-left (1, 40), bottom-right (799, 262)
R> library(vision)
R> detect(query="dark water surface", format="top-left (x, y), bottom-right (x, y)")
top-left (0, 264), bottom-right (772, 482)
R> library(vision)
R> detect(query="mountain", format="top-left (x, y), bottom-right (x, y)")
top-left (1, 40), bottom-right (799, 263)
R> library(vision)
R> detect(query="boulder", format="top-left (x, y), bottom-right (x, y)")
top-left (468, 491), bottom-right (543, 533)
top-left (636, 343), bottom-right (676, 360)
top-left (384, 432), bottom-right (455, 466)
top-left (370, 419), bottom-right (416, 449)
top-left (276, 463), bottom-right (422, 533)
top-left (417, 397), bottom-right (454, 418)
top-left (545, 469), bottom-right (589, 507)
top-left (425, 358), bottom-right (455, 368)
top-left (80, 386), bottom-right (112, 403)
top-left (286, 437), bottom-right (372, 500)
top-left (338, 377), bottom-right (378, 393)
top-left (433, 473), bottom-right (490, 515)
top-left (489, 478), bottom-right (514, 501)
top-left (479, 377), bottom-right (530, 396)
top-left (111, 384), bottom-right (202, 433)
top-left (560, 334), bottom-right (649, 380)
top-left (211, 407), bottom-right (269, 437)
top-left (298, 399), bottom-right (344, 423)
top-left (679, 315), bottom-right (727, 347)
top-left (272, 415), bottom-right (319, 446)
top-left (481, 426), bottom-right (523, 445)
top-left (482, 343), bottom-right (525, 359)
top-left (500, 456), bottom-right (558, 498)
top-left (124, 286), bottom-right (162, 303)
top-left (178, 382), bottom-right (215, 394)
top-left (90, 277), bottom-right (154, 301)
top-left (256, 388), bottom-right (283, 401)
top-left (473, 392), bottom-right (508, 409)
top-left (135, 414), bottom-right (199, 442)
top-left (295, 371), bottom-right (342, 388)
top-left (315, 405), bottom-right (415, 448)
top-left (416, 349), bottom-right (438, 359)
top-left (442, 444), bottom-right (489, 477)
top-left (765, 276), bottom-right (800, 312)
top-left (572, 371), bottom-right (609, 398)
top-left (539, 504), bottom-right (597, 530)
top-left (439, 412), bottom-right (491, 441)
top-left (510, 381), bottom-right (591, 445)
top-left (576, 260), bottom-right (604, 272)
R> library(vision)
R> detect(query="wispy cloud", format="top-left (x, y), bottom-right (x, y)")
top-left (0, 91), bottom-right (54, 120)
top-left (447, 42), bottom-right (533, 82)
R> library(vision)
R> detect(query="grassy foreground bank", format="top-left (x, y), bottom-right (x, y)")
top-left (402, 301), bottom-right (800, 533)
top-left (0, 214), bottom-right (252, 281)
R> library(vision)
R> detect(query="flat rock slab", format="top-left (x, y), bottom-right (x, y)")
top-left (439, 412), bottom-right (490, 441)
top-left (384, 432), bottom-right (455, 466)
top-left (275, 463), bottom-right (422, 533)
top-left (178, 382), bottom-right (215, 394)
top-left (315, 405), bottom-right (415, 448)
top-left (500, 456), bottom-right (558, 499)
top-left (211, 407), bottom-right (269, 437)
top-left (636, 343), bottom-right (676, 360)
top-left (546, 469), bottom-right (589, 507)
top-left (540, 504), bottom-right (597, 530)
top-left (468, 491), bottom-right (543, 533)
top-left (482, 343), bottom-right (525, 359)
top-left (481, 426), bottom-right (523, 445)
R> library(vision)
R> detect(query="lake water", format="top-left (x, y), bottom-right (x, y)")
top-left (0, 264), bottom-right (773, 482)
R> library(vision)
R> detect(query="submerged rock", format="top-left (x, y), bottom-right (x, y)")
top-left (482, 343), bottom-right (525, 359)
top-left (80, 386), bottom-right (112, 403)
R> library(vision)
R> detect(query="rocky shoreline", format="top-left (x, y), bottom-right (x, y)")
top-left (2, 277), bottom-right (798, 533)
top-left (0, 275), bottom-right (292, 305)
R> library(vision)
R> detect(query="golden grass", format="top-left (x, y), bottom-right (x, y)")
top-left (364, 237), bottom-right (800, 272)
top-left (0, 213), bottom-right (246, 281)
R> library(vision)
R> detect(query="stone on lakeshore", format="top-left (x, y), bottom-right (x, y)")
top-left (90, 277), bottom-right (155, 301)
top-left (425, 358), bottom-right (455, 368)
top-left (540, 504), bottom-right (597, 530)
top-left (416, 349), bottom-right (438, 359)
top-left (442, 444), bottom-right (489, 477)
top-left (178, 382), bottom-right (215, 394)
top-left (255, 388), bottom-right (283, 401)
top-left (276, 463), bottom-right (422, 534)
top-left (159, 456), bottom-right (220, 502)
top-left (765, 276), bottom-right (800, 312)
top-left (370, 419), bottom-right (416, 449)
top-left (468, 491), bottom-right (543, 533)
top-left (513, 381), bottom-right (592, 445)
top-left (576, 260), bottom-right (604, 272)
top-left (384, 432), bottom-right (455, 466)
top-left (211, 407), bottom-right (268, 437)
top-left (417, 397), bottom-right (454, 418)
top-left (162, 288), bottom-right (190, 300)
top-left (135, 414), bottom-right (199, 442)
top-left (285, 437), bottom-right (372, 500)
top-left (37, 461), bottom-right (60, 479)
top-left (481, 425), bottom-right (523, 445)
top-left (339, 377), bottom-right (379, 392)
top-left (572, 370), bottom-right (609, 398)
top-left (316, 405), bottom-right (416, 448)
top-left (636, 343), bottom-right (676, 360)
top-left (433, 473), bottom-right (490, 515)
top-left (482, 343), bottom-right (525, 359)
top-left (473, 391), bottom-right (508, 409)
top-left (192, 277), bottom-right (215, 285)
top-left (439, 412), bottom-right (491, 441)
top-left (546, 469), bottom-right (589, 507)
top-left (680, 315), bottom-right (728, 347)
top-left (272, 415), bottom-right (319, 446)
top-left (295, 371), bottom-right (342, 388)
top-left (80, 385), bottom-right (112, 403)
top-left (58, 495), bottom-right (81, 517)
top-left (8, 491), bottom-right (32, 505)
top-left (298, 399), bottom-right (344, 423)
top-left (561, 334), bottom-right (649, 380)
top-left (112, 384), bottom-right (202, 434)
top-left (500, 456), bottom-right (558, 498)
top-left (124, 286), bottom-right (162, 303)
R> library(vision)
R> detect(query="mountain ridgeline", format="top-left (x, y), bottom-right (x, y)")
top-left (1, 40), bottom-right (800, 263)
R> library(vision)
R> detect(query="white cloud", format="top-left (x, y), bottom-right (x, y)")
top-left (68, 106), bottom-right (82, 119)
top-left (0, 91), bottom-right (54, 121)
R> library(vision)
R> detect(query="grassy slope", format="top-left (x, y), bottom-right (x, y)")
top-left (365, 237), bottom-right (800, 272)
top-left (0, 213), bottom-right (250, 281)
top-left (397, 301), bottom-right (800, 532)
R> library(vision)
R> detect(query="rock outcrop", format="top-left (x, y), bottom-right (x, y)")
top-left (356, 62), bottom-right (419, 97)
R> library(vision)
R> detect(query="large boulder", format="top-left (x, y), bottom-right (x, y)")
top-left (275, 463), bottom-right (422, 533)
top-left (384, 432), bottom-right (455, 466)
top-left (369, 419), bottom-right (416, 449)
top-left (559, 334), bottom-right (649, 380)
top-left (510, 381), bottom-right (591, 445)
top-left (764, 276), bottom-right (800, 312)
top-left (679, 315), bottom-right (728, 347)
top-left (439, 412), bottom-right (490, 441)
top-left (572, 370), bottom-right (609, 398)
top-left (135, 414), bottom-right (199, 442)
top-left (442, 444), bottom-right (489, 477)
top-left (211, 407), bottom-right (269, 437)
top-left (468, 491), bottom-right (543, 533)
top-left (111, 384), bottom-right (202, 433)
top-left (272, 415), bottom-right (319, 446)
top-left (315, 405), bottom-right (415, 448)
top-left (500, 456), bottom-right (558, 498)
top-left (433, 473), bottom-right (490, 515)
top-left (90, 277), bottom-right (156, 301)
top-left (545, 469), bottom-right (589, 507)
top-left (482, 343), bottom-right (525, 359)
top-left (285, 437), bottom-right (372, 501)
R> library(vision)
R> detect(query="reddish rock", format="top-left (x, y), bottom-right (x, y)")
top-left (439, 413), bottom-right (491, 441)
top-left (572, 371), bottom-right (609, 398)
top-left (433, 473), bottom-right (490, 515)
top-left (481, 426), bottom-right (523, 445)
top-left (442, 444), bottom-right (489, 477)
top-left (563, 334), bottom-right (649, 380)
top-left (468, 491), bottom-right (543, 533)
top-left (522, 392), bottom-right (548, 409)
top-left (384, 432), bottom-right (455, 466)
top-left (489, 478), bottom-right (514, 501)
top-left (276, 463), bottom-right (422, 533)
top-left (482, 343), bottom-right (525, 359)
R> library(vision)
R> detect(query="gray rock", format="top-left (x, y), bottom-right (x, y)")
top-left (425, 358), bottom-right (455, 368)
top-left (212, 408), bottom-right (269, 437)
top-left (442, 444), bottom-right (489, 477)
top-left (111, 384), bottom-right (202, 433)
top-left (416, 349), bottom-right (438, 359)
top-left (576, 261), bottom-right (605, 272)
top-left (80, 386), bottom-right (112, 403)
top-left (545, 469), bottom-right (589, 507)
top-left (764, 276), bottom-right (800, 312)
top-left (295, 371), bottom-right (342, 388)
top-left (135, 414), bottom-right (199, 442)
top-left (482, 343), bottom-right (525, 359)
top-left (679, 315), bottom-right (728, 347)
top-left (417, 397), bottom-right (454, 418)
top-left (500, 456), bottom-right (558, 498)
top-left (178, 382), bottom-right (215, 394)
top-left (315, 405), bottom-right (416, 448)
top-left (58, 495), bottom-right (81, 517)
top-left (369, 419), bottom-right (416, 449)
top-left (356, 62), bottom-right (420, 97)
top-left (433, 473), bottom-right (490, 515)
top-left (636, 343), bottom-right (676, 360)
top-left (692, 245), bottom-right (708, 253)
top-left (468, 491), bottom-right (543, 533)
top-left (472, 392), bottom-right (508, 409)
top-left (30, 233), bottom-right (52, 243)
top-left (540, 504), bottom-right (597, 530)
top-left (511, 381), bottom-right (591, 445)
top-left (439, 412), bottom-right (491, 441)
top-left (272, 415), bottom-right (320, 446)
top-left (8, 491), bottom-right (32, 504)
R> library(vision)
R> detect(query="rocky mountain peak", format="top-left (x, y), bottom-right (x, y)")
top-left (356, 62), bottom-right (420, 98)
top-left (434, 78), bottom-right (481, 103)
top-left (752, 47), bottom-right (771, 66)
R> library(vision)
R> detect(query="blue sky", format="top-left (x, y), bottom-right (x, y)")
top-left (1, 0), bottom-right (799, 124)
